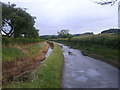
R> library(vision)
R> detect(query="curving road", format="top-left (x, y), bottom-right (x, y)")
top-left (58, 43), bottom-right (118, 88)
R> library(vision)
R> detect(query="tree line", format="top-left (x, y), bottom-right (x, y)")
top-left (41, 28), bottom-right (120, 40)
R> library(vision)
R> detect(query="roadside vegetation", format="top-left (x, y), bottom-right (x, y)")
top-left (2, 47), bottom-right (25, 62)
top-left (2, 37), bottom-right (42, 46)
top-left (2, 36), bottom-right (50, 85)
top-left (4, 43), bottom-right (64, 88)
top-left (2, 2), bottom-right (64, 88)
top-left (2, 37), bottom-right (43, 62)
top-left (51, 32), bottom-right (119, 68)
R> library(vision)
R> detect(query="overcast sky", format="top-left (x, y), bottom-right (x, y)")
top-left (1, 0), bottom-right (118, 35)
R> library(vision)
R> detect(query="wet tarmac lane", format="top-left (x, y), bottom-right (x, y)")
top-left (58, 43), bottom-right (118, 88)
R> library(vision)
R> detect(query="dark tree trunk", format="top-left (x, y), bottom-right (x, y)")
top-left (2, 19), bottom-right (14, 37)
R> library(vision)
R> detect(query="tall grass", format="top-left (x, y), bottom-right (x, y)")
top-left (2, 37), bottom-right (43, 46)
top-left (71, 34), bottom-right (119, 49)
top-left (2, 42), bottom-right (47, 62)
top-left (2, 36), bottom-right (43, 62)
top-left (26, 42), bottom-right (47, 59)
top-left (2, 47), bottom-right (25, 62)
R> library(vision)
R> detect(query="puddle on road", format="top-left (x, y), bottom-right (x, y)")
top-left (86, 68), bottom-right (101, 77)
top-left (68, 52), bottom-right (73, 55)
top-left (75, 75), bottom-right (88, 82)
top-left (67, 50), bottom-right (76, 56)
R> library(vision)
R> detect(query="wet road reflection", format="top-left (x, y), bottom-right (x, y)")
top-left (58, 43), bottom-right (118, 88)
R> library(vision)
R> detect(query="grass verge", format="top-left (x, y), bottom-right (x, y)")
top-left (2, 47), bottom-right (25, 62)
top-left (3, 43), bottom-right (64, 88)
top-left (2, 42), bottom-right (47, 62)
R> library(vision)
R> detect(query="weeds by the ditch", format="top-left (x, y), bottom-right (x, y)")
top-left (3, 43), bottom-right (64, 88)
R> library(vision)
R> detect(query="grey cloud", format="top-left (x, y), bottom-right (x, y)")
top-left (1, 0), bottom-right (118, 35)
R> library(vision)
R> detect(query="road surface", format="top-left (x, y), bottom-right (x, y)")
top-left (58, 43), bottom-right (118, 88)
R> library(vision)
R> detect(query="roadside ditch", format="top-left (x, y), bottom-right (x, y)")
top-left (2, 42), bottom-right (54, 85)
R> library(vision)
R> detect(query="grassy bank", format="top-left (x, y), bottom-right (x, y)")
top-left (2, 37), bottom-right (49, 85)
top-left (2, 47), bottom-right (25, 62)
top-left (2, 37), bottom-right (45, 62)
top-left (2, 42), bottom-right (47, 62)
top-left (4, 43), bottom-right (64, 88)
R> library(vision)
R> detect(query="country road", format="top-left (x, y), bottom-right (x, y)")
top-left (58, 43), bottom-right (118, 88)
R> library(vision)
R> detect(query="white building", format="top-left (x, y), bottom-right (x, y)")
top-left (118, 1), bottom-right (120, 29)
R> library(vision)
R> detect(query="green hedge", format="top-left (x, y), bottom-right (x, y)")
top-left (2, 37), bottom-right (43, 46)
top-left (71, 34), bottom-right (119, 49)
top-left (52, 34), bottom-right (119, 49)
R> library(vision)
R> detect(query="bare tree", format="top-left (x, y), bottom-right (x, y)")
top-left (90, 0), bottom-right (118, 5)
